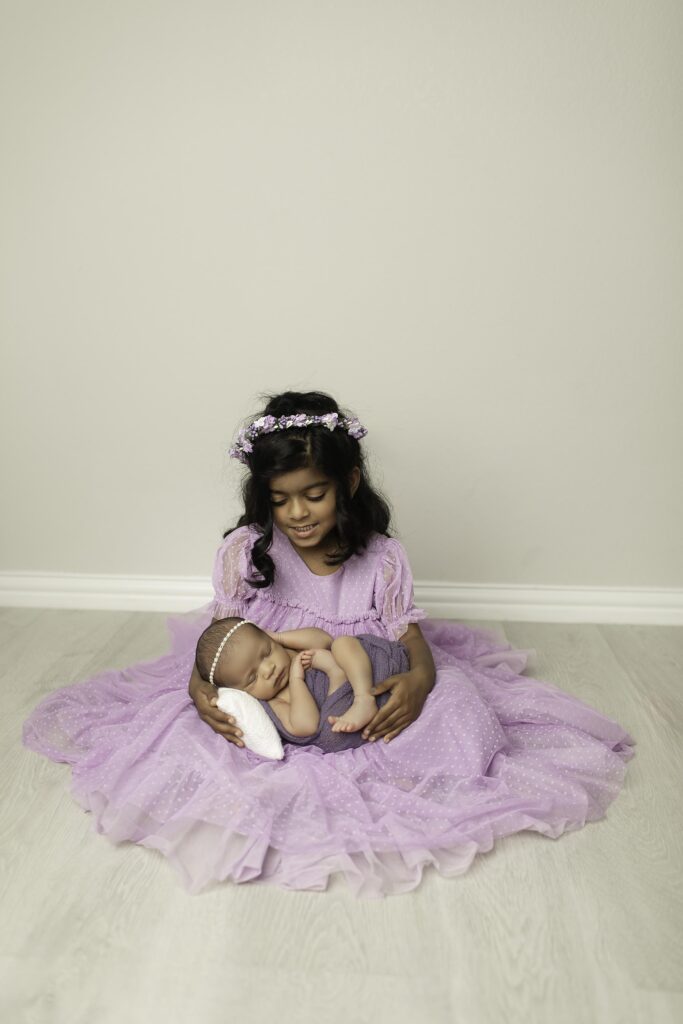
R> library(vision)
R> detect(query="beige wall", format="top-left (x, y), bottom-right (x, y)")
top-left (1, 1), bottom-right (681, 588)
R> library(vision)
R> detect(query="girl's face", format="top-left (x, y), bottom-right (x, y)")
top-left (219, 629), bottom-right (291, 699)
top-left (268, 464), bottom-right (359, 555)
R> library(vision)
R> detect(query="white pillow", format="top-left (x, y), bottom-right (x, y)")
top-left (215, 687), bottom-right (284, 760)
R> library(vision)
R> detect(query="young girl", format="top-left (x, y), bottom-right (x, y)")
top-left (22, 390), bottom-right (636, 897)
top-left (195, 616), bottom-right (410, 751)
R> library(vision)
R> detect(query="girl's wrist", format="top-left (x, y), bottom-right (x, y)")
top-left (409, 665), bottom-right (435, 691)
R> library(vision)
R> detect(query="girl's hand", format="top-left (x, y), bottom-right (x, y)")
top-left (361, 669), bottom-right (432, 744)
top-left (189, 675), bottom-right (245, 748)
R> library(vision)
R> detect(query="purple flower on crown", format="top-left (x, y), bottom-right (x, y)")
top-left (346, 417), bottom-right (367, 439)
top-left (251, 416), bottom-right (269, 433)
top-left (229, 409), bottom-right (368, 462)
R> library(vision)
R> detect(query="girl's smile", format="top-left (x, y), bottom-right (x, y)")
top-left (291, 523), bottom-right (318, 536)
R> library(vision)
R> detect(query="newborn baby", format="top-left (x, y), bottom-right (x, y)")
top-left (195, 617), bottom-right (410, 753)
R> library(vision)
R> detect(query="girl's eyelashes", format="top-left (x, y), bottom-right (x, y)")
top-left (271, 494), bottom-right (325, 507)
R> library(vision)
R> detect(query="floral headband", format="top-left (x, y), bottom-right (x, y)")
top-left (229, 412), bottom-right (368, 464)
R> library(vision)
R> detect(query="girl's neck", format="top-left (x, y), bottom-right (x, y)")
top-left (283, 526), bottom-right (343, 573)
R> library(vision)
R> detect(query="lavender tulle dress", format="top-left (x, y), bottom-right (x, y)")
top-left (22, 523), bottom-right (636, 897)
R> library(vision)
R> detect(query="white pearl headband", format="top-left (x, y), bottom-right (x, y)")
top-left (209, 619), bottom-right (254, 686)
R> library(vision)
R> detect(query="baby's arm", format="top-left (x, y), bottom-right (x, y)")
top-left (264, 628), bottom-right (333, 651)
top-left (284, 652), bottom-right (321, 737)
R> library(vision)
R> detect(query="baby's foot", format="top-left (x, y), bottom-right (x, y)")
top-left (328, 695), bottom-right (377, 733)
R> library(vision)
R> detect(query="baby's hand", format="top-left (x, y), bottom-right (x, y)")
top-left (299, 649), bottom-right (315, 670)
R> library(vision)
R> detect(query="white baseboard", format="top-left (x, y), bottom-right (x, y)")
top-left (0, 572), bottom-right (212, 613)
top-left (0, 571), bottom-right (681, 624)
top-left (416, 580), bottom-right (683, 624)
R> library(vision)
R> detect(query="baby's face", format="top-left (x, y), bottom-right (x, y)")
top-left (217, 627), bottom-right (290, 699)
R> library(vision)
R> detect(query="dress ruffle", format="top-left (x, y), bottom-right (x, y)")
top-left (22, 607), bottom-right (636, 897)
top-left (230, 591), bottom-right (385, 626)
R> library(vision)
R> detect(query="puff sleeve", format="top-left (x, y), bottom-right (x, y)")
top-left (210, 526), bottom-right (255, 620)
top-left (374, 537), bottom-right (428, 641)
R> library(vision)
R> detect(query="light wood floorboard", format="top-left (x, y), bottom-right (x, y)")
top-left (2, 610), bottom-right (681, 1024)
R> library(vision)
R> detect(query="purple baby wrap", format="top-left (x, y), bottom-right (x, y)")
top-left (258, 633), bottom-right (409, 753)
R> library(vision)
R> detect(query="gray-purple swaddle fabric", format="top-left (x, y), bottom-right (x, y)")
top-left (258, 633), bottom-right (409, 752)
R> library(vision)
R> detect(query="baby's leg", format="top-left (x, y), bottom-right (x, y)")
top-left (327, 636), bottom-right (377, 733)
top-left (301, 649), bottom-right (349, 692)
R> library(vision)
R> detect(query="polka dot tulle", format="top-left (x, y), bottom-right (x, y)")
top-left (21, 525), bottom-right (636, 896)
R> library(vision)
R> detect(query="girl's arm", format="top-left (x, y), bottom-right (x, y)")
top-left (398, 623), bottom-right (436, 690)
top-left (284, 653), bottom-right (321, 736)
top-left (264, 627), bottom-right (333, 651)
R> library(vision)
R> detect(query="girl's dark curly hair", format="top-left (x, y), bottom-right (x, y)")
top-left (223, 390), bottom-right (394, 589)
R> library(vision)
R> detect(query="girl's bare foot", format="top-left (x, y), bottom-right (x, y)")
top-left (328, 694), bottom-right (377, 733)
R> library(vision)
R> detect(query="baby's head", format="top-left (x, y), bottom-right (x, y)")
top-left (195, 617), bottom-right (290, 700)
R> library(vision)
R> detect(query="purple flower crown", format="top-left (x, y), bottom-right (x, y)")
top-left (229, 412), bottom-right (368, 464)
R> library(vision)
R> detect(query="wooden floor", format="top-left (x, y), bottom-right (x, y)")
top-left (2, 608), bottom-right (681, 1024)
